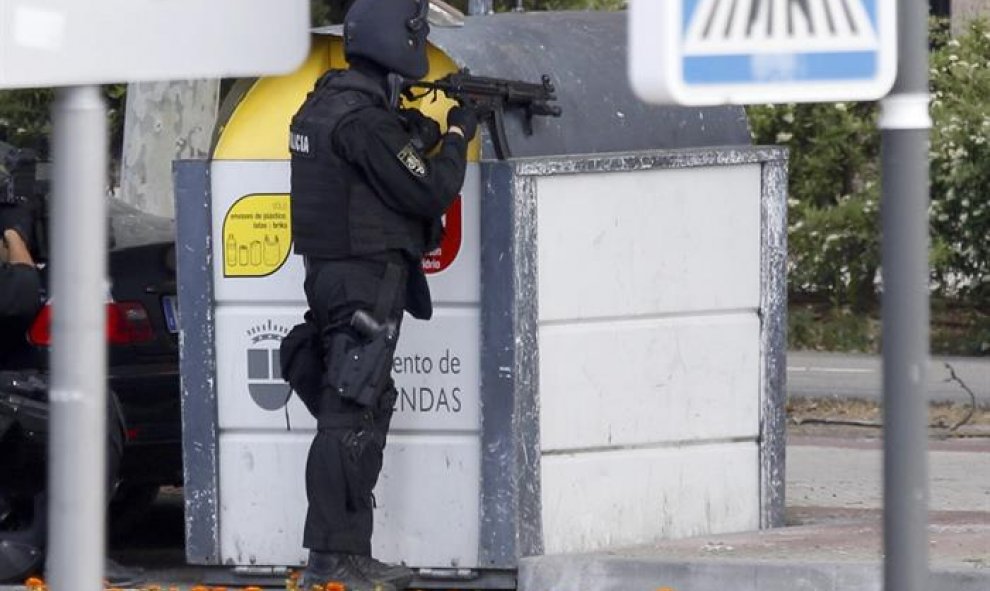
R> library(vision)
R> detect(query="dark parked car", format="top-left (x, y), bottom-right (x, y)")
top-left (104, 198), bottom-right (184, 503)
top-left (0, 180), bottom-right (182, 581)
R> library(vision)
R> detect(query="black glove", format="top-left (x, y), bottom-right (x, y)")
top-left (398, 109), bottom-right (442, 152)
top-left (446, 105), bottom-right (478, 141)
top-left (0, 202), bottom-right (33, 248)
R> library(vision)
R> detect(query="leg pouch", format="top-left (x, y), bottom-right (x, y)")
top-left (338, 427), bottom-right (382, 512)
top-left (280, 312), bottom-right (324, 417)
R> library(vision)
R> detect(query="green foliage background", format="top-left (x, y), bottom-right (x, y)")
top-left (3, 5), bottom-right (985, 351)
top-left (0, 85), bottom-right (128, 161)
top-left (749, 18), bottom-right (990, 312)
top-left (1, 0), bottom-right (624, 153)
top-left (928, 19), bottom-right (990, 303)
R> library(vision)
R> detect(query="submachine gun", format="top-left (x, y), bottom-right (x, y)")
top-left (402, 68), bottom-right (563, 160)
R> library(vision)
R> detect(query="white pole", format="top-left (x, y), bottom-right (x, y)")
top-left (47, 85), bottom-right (108, 591)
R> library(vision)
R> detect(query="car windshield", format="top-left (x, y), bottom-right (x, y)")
top-left (108, 197), bottom-right (175, 250)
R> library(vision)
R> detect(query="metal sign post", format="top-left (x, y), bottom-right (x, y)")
top-left (47, 86), bottom-right (109, 591)
top-left (878, 1), bottom-right (931, 589)
top-left (629, 0), bottom-right (931, 588)
top-left (0, 2), bottom-right (310, 590)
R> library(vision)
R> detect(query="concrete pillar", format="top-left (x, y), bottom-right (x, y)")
top-left (119, 80), bottom-right (219, 218)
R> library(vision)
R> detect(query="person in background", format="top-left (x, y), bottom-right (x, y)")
top-left (0, 169), bottom-right (143, 588)
top-left (0, 207), bottom-right (42, 368)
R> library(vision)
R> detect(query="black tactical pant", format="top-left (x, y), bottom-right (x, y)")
top-left (301, 254), bottom-right (406, 555)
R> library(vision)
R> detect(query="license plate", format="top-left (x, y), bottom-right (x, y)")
top-left (162, 295), bottom-right (179, 333)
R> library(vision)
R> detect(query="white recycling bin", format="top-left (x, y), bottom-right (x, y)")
top-left (174, 11), bottom-right (788, 585)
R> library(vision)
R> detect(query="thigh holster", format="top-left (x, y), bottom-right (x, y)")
top-left (326, 263), bottom-right (403, 408)
top-left (326, 314), bottom-right (398, 408)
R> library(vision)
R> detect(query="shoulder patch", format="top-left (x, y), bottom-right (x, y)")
top-left (289, 130), bottom-right (314, 158)
top-left (397, 143), bottom-right (427, 178)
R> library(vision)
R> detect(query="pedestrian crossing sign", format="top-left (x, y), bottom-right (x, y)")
top-left (629, 0), bottom-right (897, 105)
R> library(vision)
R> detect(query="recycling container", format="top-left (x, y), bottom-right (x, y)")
top-left (174, 11), bottom-right (788, 583)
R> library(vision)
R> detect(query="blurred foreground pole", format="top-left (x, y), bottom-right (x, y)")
top-left (879, 1), bottom-right (931, 590)
top-left (47, 86), bottom-right (108, 591)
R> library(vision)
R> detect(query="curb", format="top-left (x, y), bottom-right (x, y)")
top-left (519, 555), bottom-right (990, 591)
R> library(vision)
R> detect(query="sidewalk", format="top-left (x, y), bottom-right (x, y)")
top-left (3, 436), bottom-right (988, 591)
top-left (519, 435), bottom-right (990, 591)
top-left (519, 513), bottom-right (989, 591)
top-left (3, 408), bottom-right (987, 590)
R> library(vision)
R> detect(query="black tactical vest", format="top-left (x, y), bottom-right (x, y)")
top-left (289, 70), bottom-right (430, 259)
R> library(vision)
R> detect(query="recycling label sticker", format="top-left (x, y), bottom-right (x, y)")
top-left (222, 193), bottom-right (292, 277)
top-left (421, 197), bottom-right (462, 275)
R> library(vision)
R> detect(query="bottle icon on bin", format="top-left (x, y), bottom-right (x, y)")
top-left (263, 234), bottom-right (280, 266)
top-left (226, 234), bottom-right (238, 268)
top-left (250, 241), bottom-right (262, 266)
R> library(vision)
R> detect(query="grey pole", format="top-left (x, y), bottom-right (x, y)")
top-left (468, 0), bottom-right (494, 15)
top-left (878, 1), bottom-right (931, 590)
top-left (47, 86), bottom-right (109, 591)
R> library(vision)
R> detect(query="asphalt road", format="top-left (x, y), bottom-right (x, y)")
top-left (787, 351), bottom-right (990, 405)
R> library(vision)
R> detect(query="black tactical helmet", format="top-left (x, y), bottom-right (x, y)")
top-left (344, 0), bottom-right (431, 80)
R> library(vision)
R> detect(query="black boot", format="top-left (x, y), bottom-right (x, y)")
top-left (348, 554), bottom-right (413, 590)
top-left (301, 551), bottom-right (396, 591)
top-left (104, 558), bottom-right (145, 588)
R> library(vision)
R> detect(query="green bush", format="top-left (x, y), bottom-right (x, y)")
top-left (0, 89), bottom-right (53, 151)
top-left (0, 86), bottom-right (127, 160)
top-left (929, 19), bottom-right (990, 302)
top-left (750, 101), bottom-right (881, 312)
top-left (749, 18), bottom-right (990, 309)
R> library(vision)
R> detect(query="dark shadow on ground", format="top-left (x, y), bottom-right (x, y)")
top-left (108, 486), bottom-right (185, 569)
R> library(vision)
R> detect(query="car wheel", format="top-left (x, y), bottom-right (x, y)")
top-left (0, 493), bottom-right (45, 584)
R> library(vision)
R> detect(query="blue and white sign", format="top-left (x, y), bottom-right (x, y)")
top-left (629, 0), bottom-right (897, 105)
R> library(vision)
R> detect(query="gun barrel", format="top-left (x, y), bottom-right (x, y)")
top-left (405, 71), bottom-right (560, 117)
top-left (402, 70), bottom-right (561, 160)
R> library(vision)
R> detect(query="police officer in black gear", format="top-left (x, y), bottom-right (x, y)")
top-left (286, 0), bottom-right (477, 589)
